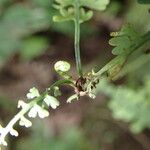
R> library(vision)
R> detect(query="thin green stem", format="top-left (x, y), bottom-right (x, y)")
top-left (74, 0), bottom-right (82, 77)
top-left (47, 79), bottom-right (74, 93)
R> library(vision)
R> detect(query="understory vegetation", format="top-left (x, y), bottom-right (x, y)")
top-left (0, 0), bottom-right (150, 150)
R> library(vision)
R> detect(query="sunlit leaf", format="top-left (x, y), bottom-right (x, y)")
top-left (109, 24), bottom-right (141, 55)
top-left (98, 77), bottom-right (150, 133)
top-left (81, 0), bottom-right (110, 11)
top-left (53, 0), bottom-right (109, 23)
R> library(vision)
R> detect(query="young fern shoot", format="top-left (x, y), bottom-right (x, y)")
top-left (0, 0), bottom-right (150, 148)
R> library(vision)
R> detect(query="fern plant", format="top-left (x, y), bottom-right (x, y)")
top-left (0, 0), bottom-right (150, 148)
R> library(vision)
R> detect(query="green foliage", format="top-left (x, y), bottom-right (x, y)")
top-left (81, 0), bottom-right (110, 11)
top-left (0, 0), bottom-right (150, 148)
top-left (53, 7), bottom-right (93, 23)
top-left (54, 0), bottom-right (110, 11)
top-left (0, 0), bottom-right (73, 63)
top-left (104, 1), bottom-right (122, 17)
top-left (96, 25), bottom-right (150, 80)
top-left (125, 1), bottom-right (150, 32)
top-left (109, 77), bottom-right (150, 133)
top-left (95, 23), bottom-right (150, 133)
top-left (138, 0), bottom-right (150, 4)
top-left (0, 2), bottom-right (50, 62)
top-left (109, 24), bottom-right (141, 55)
top-left (0, 0), bottom-right (10, 6)
top-left (20, 37), bottom-right (48, 60)
top-left (0, 0), bottom-right (95, 64)
top-left (97, 77), bottom-right (150, 133)
top-left (53, 0), bottom-right (110, 23)
top-left (17, 125), bottom-right (92, 150)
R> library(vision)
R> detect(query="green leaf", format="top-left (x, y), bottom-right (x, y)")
top-left (53, 9), bottom-right (93, 23)
top-left (20, 37), bottom-right (48, 60)
top-left (109, 24), bottom-right (141, 55)
top-left (108, 78), bottom-right (150, 133)
top-left (80, 0), bottom-right (110, 11)
top-left (97, 77), bottom-right (150, 133)
top-left (55, 0), bottom-right (110, 11)
top-left (44, 95), bottom-right (60, 109)
top-left (0, 0), bottom-right (10, 5)
top-left (0, 3), bottom-right (50, 63)
top-left (53, 0), bottom-right (110, 23)
top-left (55, 0), bottom-right (74, 6)
top-left (138, 0), bottom-right (150, 4)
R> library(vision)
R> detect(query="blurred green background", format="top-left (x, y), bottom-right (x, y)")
top-left (0, 0), bottom-right (150, 150)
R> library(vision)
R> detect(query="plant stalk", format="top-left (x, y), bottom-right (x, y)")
top-left (74, 0), bottom-right (82, 77)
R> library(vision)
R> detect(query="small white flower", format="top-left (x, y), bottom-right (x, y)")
top-left (28, 104), bottom-right (49, 119)
top-left (44, 95), bottom-right (60, 109)
top-left (28, 105), bottom-right (38, 118)
top-left (17, 100), bottom-right (28, 109)
top-left (26, 87), bottom-right (40, 99)
top-left (9, 128), bottom-right (19, 137)
top-left (38, 108), bottom-right (49, 119)
top-left (0, 139), bottom-right (7, 146)
top-left (19, 117), bottom-right (32, 128)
